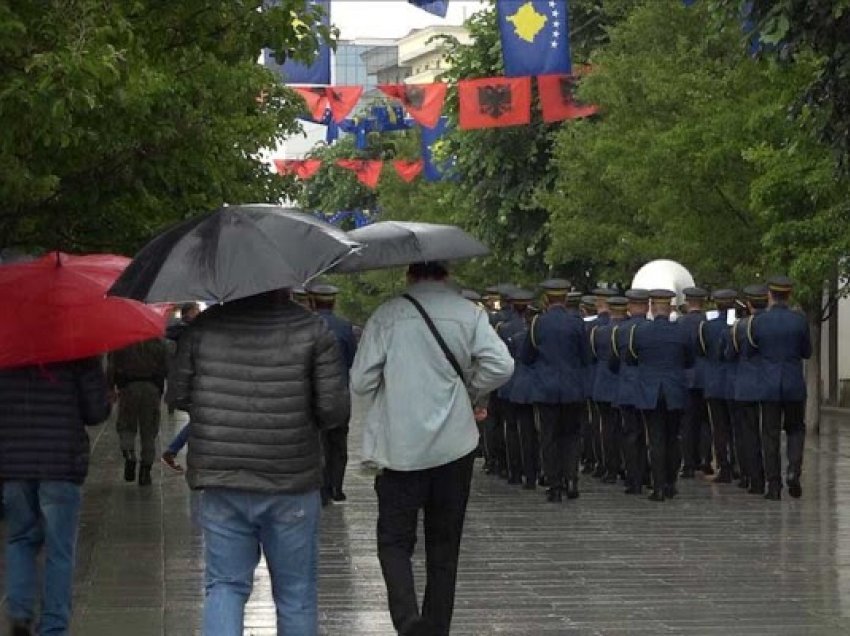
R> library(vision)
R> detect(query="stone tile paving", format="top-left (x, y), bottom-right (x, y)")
top-left (4, 406), bottom-right (850, 635)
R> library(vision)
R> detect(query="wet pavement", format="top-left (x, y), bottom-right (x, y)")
top-left (3, 407), bottom-right (850, 635)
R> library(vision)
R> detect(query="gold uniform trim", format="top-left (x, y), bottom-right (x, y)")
top-left (530, 314), bottom-right (541, 349)
top-left (698, 321), bottom-right (707, 356)
top-left (628, 323), bottom-right (638, 361)
top-left (746, 315), bottom-right (758, 349)
top-left (611, 325), bottom-right (620, 359)
top-left (590, 325), bottom-right (599, 359)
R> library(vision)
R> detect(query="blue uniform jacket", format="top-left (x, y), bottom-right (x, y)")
top-left (584, 317), bottom-right (598, 399)
top-left (507, 330), bottom-right (535, 404)
top-left (496, 310), bottom-right (527, 400)
top-left (519, 306), bottom-right (590, 404)
top-left (750, 304), bottom-right (812, 402)
top-left (317, 309), bottom-right (357, 379)
top-left (628, 316), bottom-right (694, 411)
top-left (700, 316), bottom-right (730, 400)
top-left (610, 314), bottom-right (649, 408)
top-left (678, 311), bottom-right (705, 390)
top-left (727, 312), bottom-right (766, 403)
top-left (591, 319), bottom-right (623, 404)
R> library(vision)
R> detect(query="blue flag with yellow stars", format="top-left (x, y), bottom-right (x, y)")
top-left (408, 0), bottom-right (449, 17)
top-left (497, 0), bottom-right (572, 77)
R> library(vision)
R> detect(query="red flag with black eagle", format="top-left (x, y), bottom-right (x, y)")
top-left (458, 77), bottom-right (532, 130)
top-left (336, 159), bottom-right (383, 189)
top-left (273, 159), bottom-right (322, 180)
top-left (293, 86), bottom-right (364, 123)
top-left (392, 159), bottom-right (424, 183)
top-left (378, 83), bottom-right (447, 129)
top-left (537, 74), bottom-right (599, 123)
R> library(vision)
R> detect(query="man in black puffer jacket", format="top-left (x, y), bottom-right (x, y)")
top-left (0, 356), bottom-right (110, 636)
top-left (169, 288), bottom-right (349, 636)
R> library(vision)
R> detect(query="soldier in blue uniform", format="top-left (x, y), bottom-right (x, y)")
top-left (591, 296), bottom-right (628, 483)
top-left (520, 279), bottom-right (591, 502)
top-left (751, 276), bottom-right (812, 500)
top-left (678, 287), bottom-right (712, 478)
top-left (610, 289), bottom-right (651, 495)
top-left (628, 289), bottom-right (694, 502)
top-left (483, 284), bottom-right (514, 476)
top-left (292, 286), bottom-right (311, 309)
top-left (581, 295), bottom-right (597, 321)
top-left (308, 283), bottom-right (358, 503)
top-left (496, 288), bottom-right (535, 485)
top-left (509, 304), bottom-right (542, 489)
top-left (700, 289), bottom-right (738, 483)
top-left (728, 284), bottom-right (769, 494)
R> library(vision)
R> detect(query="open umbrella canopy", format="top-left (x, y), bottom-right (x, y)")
top-left (0, 252), bottom-right (167, 369)
top-left (109, 205), bottom-right (361, 303)
top-left (332, 221), bottom-right (489, 273)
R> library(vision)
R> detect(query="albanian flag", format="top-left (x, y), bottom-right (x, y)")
top-left (458, 77), bottom-right (532, 130)
top-left (537, 75), bottom-right (599, 123)
top-left (336, 159), bottom-right (383, 189)
top-left (293, 86), bottom-right (363, 123)
top-left (273, 159), bottom-right (322, 180)
top-left (393, 159), bottom-right (424, 183)
top-left (378, 83), bottom-right (447, 128)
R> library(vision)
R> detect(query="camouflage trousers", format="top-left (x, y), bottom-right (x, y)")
top-left (116, 381), bottom-right (162, 465)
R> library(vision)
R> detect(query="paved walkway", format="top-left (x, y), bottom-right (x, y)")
top-left (4, 408), bottom-right (850, 635)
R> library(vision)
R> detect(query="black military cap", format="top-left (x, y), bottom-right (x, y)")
top-left (625, 289), bottom-right (650, 301)
top-left (712, 288), bottom-right (737, 302)
top-left (649, 289), bottom-right (676, 301)
top-left (566, 291), bottom-right (583, 306)
top-left (683, 287), bottom-right (708, 299)
top-left (506, 288), bottom-right (535, 303)
top-left (292, 286), bottom-right (309, 299)
top-left (483, 285), bottom-right (500, 297)
top-left (307, 283), bottom-right (339, 295)
top-left (593, 287), bottom-right (617, 297)
top-left (767, 275), bottom-right (793, 293)
top-left (608, 296), bottom-right (629, 311)
top-left (461, 289), bottom-right (481, 302)
top-left (540, 279), bottom-right (571, 295)
top-left (581, 295), bottom-right (596, 309)
top-left (743, 284), bottom-right (769, 301)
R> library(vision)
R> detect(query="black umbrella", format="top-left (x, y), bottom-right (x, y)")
top-left (332, 221), bottom-right (489, 273)
top-left (109, 205), bottom-right (360, 303)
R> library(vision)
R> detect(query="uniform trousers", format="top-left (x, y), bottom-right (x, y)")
top-left (681, 389), bottom-right (711, 469)
top-left (502, 401), bottom-right (523, 481)
top-left (591, 402), bottom-right (604, 471)
top-left (620, 407), bottom-right (646, 490)
top-left (598, 402), bottom-right (621, 477)
top-left (485, 395), bottom-right (507, 473)
top-left (537, 402), bottom-right (583, 488)
top-left (739, 402), bottom-right (764, 487)
top-left (706, 398), bottom-right (733, 471)
top-left (515, 404), bottom-right (539, 486)
top-left (580, 401), bottom-right (598, 467)
top-left (761, 400), bottom-right (806, 487)
top-left (729, 401), bottom-right (747, 479)
top-left (116, 381), bottom-right (162, 465)
top-left (643, 400), bottom-right (682, 491)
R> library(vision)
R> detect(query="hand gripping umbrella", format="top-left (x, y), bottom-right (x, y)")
top-left (331, 221), bottom-right (489, 273)
top-left (109, 205), bottom-right (361, 303)
top-left (0, 252), bottom-right (168, 369)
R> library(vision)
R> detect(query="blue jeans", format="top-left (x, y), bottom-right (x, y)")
top-left (3, 481), bottom-right (82, 635)
top-left (166, 423), bottom-right (190, 455)
top-left (200, 488), bottom-right (320, 636)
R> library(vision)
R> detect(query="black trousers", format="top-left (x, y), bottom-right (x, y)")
top-left (485, 395), bottom-right (507, 472)
top-left (706, 398), bottom-right (733, 471)
top-left (376, 452), bottom-right (476, 636)
top-left (729, 401), bottom-right (747, 479)
top-left (591, 402), bottom-right (604, 469)
top-left (740, 402), bottom-right (763, 485)
top-left (538, 402), bottom-right (583, 487)
top-left (598, 402), bottom-right (621, 476)
top-left (503, 401), bottom-right (523, 480)
top-left (581, 401), bottom-right (599, 466)
top-left (643, 403), bottom-right (682, 491)
top-left (620, 407), bottom-right (646, 490)
top-left (761, 400), bottom-right (806, 487)
top-left (515, 404), bottom-right (539, 485)
top-left (323, 424), bottom-right (349, 493)
top-left (681, 388), bottom-right (711, 469)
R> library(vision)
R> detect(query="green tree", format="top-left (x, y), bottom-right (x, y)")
top-left (0, 0), bottom-right (334, 254)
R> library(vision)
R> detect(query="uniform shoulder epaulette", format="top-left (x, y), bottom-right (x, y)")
top-left (746, 315), bottom-right (758, 349)
top-left (731, 320), bottom-right (741, 354)
top-left (589, 324), bottom-right (599, 359)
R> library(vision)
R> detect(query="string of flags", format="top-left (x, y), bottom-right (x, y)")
top-left (313, 209), bottom-right (375, 228)
top-left (275, 158), bottom-right (425, 188)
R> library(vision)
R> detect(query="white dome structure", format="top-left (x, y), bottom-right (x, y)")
top-left (631, 259), bottom-right (695, 307)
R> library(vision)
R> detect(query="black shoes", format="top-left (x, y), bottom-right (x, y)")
top-left (737, 477), bottom-right (750, 490)
top-left (522, 481), bottom-right (537, 491)
top-left (714, 468), bottom-right (733, 484)
top-left (122, 450), bottom-right (137, 482)
top-left (602, 472), bottom-right (618, 484)
top-left (787, 479), bottom-right (802, 499)
top-left (507, 475), bottom-right (523, 485)
top-left (699, 463), bottom-right (715, 476)
top-left (10, 620), bottom-right (32, 636)
top-left (648, 490), bottom-right (665, 502)
top-left (138, 464), bottom-right (152, 487)
top-left (680, 467), bottom-right (695, 479)
top-left (748, 481), bottom-right (765, 495)
top-left (592, 465), bottom-right (606, 479)
top-left (624, 485), bottom-right (642, 495)
top-left (546, 488), bottom-right (562, 503)
top-left (764, 484), bottom-right (782, 501)
top-left (332, 489), bottom-right (347, 502)
top-left (565, 481), bottom-right (579, 500)
top-left (581, 462), bottom-right (594, 475)
top-left (663, 485), bottom-right (678, 499)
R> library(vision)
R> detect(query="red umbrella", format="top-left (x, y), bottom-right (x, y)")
top-left (0, 252), bottom-right (168, 369)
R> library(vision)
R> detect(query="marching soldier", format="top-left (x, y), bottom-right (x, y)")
top-left (520, 280), bottom-right (591, 502)
top-left (580, 294), bottom-right (600, 476)
top-left (751, 276), bottom-right (812, 500)
top-left (509, 304), bottom-right (542, 489)
top-left (628, 289), bottom-right (694, 502)
top-left (700, 289), bottom-right (738, 483)
top-left (483, 284), bottom-right (514, 477)
top-left (292, 286), bottom-right (311, 309)
top-left (610, 289), bottom-right (651, 495)
top-left (590, 296), bottom-right (629, 483)
top-left (679, 287), bottom-right (712, 478)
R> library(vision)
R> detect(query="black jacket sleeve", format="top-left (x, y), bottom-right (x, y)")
top-left (75, 356), bottom-right (111, 426)
top-left (311, 322), bottom-right (351, 431)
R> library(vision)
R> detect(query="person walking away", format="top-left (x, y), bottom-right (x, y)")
top-left (162, 302), bottom-right (200, 472)
top-left (0, 357), bottom-right (110, 635)
top-left (352, 262), bottom-right (513, 636)
top-left (484, 285), bottom-right (513, 478)
top-left (170, 288), bottom-right (349, 635)
top-left (307, 283), bottom-right (357, 503)
top-left (628, 290), bottom-right (694, 501)
top-left (678, 287), bottom-right (712, 478)
top-left (108, 338), bottom-right (168, 486)
top-left (509, 304), bottom-right (542, 489)
top-left (579, 295), bottom-right (599, 476)
top-left (751, 276), bottom-right (812, 500)
top-left (520, 280), bottom-right (591, 503)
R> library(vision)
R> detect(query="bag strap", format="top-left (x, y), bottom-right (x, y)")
top-left (402, 294), bottom-right (465, 379)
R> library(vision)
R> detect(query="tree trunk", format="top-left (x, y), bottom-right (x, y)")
top-left (806, 311), bottom-right (822, 434)
top-left (828, 275), bottom-right (839, 405)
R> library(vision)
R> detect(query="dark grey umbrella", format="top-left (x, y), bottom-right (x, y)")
top-left (332, 221), bottom-right (489, 273)
top-left (109, 205), bottom-right (360, 303)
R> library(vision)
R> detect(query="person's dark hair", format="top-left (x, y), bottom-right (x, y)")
top-left (770, 289), bottom-right (791, 303)
top-left (750, 298), bottom-right (768, 310)
top-left (313, 297), bottom-right (335, 310)
top-left (180, 302), bottom-right (199, 317)
top-left (408, 261), bottom-right (449, 281)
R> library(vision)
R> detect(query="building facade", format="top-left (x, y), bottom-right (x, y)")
top-left (397, 25), bottom-right (472, 84)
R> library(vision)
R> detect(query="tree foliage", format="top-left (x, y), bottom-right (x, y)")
top-left (0, 0), bottom-right (334, 254)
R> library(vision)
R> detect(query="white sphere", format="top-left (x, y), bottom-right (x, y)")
top-left (631, 259), bottom-right (695, 307)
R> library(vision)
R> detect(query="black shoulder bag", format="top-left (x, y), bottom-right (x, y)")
top-left (402, 294), bottom-right (465, 379)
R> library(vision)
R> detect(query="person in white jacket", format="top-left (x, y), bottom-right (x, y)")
top-left (351, 261), bottom-right (514, 636)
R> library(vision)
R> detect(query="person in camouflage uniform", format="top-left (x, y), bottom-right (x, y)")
top-left (107, 338), bottom-right (168, 486)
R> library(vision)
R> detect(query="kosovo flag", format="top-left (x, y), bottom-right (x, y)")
top-left (498, 0), bottom-right (571, 77)
top-left (408, 0), bottom-right (449, 17)
top-left (264, 0), bottom-right (331, 84)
